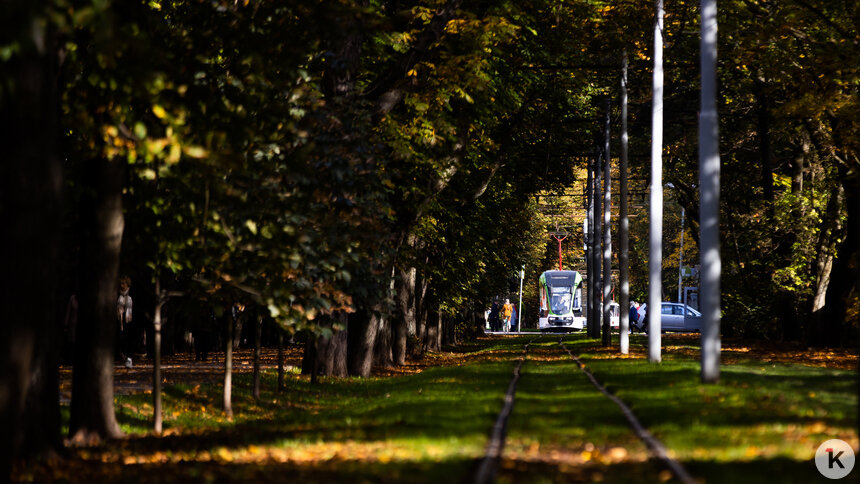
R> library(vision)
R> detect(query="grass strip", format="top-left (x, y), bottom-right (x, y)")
top-left (568, 333), bottom-right (858, 484)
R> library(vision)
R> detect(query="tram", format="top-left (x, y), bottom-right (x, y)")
top-left (538, 270), bottom-right (585, 331)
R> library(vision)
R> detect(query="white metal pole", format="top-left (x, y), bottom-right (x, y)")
top-left (620, 50), bottom-right (630, 354)
top-left (518, 267), bottom-right (524, 332)
top-left (649, 0), bottom-right (665, 363)
top-left (700, 0), bottom-right (721, 383)
top-left (603, 98), bottom-right (612, 347)
top-left (593, 150), bottom-right (603, 339)
top-left (678, 208), bottom-right (685, 303)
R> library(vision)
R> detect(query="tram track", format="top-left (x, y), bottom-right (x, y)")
top-left (474, 335), bottom-right (540, 484)
top-left (475, 334), bottom-right (696, 484)
top-left (558, 337), bottom-right (696, 484)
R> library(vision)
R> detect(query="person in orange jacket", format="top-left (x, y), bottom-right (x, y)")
top-left (502, 299), bottom-right (514, 332)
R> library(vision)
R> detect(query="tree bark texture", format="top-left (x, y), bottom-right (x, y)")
top-left (425, 310), bottom-right (442, 352)
top-left (348, 309), bottom-right (380, 377)
top-left (814, 172), bottom-right (859, 347)
top-left (302, 314), bottom-right (349, 378)
top-left (0, 8), bottom-right (62, 472)
top-left (277, 332), bottom-right (285, 393)
top-left (223, 310), bottom-right (233, 417)
top-left (69, 156), bottom-right (125, 443)
top-left (253, 316), bottom-right (262, 400)
top-left (812, 185), bottom-right (845, 314)
top-left (394, 267), bottom-right (417, 365)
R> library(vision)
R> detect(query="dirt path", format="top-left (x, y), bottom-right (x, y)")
top-left (58, 346), bottom-right (306, 403)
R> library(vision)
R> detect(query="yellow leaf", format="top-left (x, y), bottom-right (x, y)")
top-left (152, 104), bottom-right (167, 119)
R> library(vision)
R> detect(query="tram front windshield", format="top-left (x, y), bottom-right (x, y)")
top-left (549, 286), bottom-right (573, 315)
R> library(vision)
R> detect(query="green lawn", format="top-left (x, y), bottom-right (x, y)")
top-left (567, 333), bottom-right (858, 484)
top-left (17, 334), bottom-right (859, 483)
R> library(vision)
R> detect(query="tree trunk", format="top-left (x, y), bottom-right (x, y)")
top-left (393, 267), bottom-right (416, 365)
top-left (153, 290), bottom-right (164, 434)
top-left (814, 173), bottom-right (859, 347)
top-left (425, 310), bottom-right (441, 352)
top-left (277, 332), bottom-right (285, 393)
top-left (812, 185), bottom-right (844, 314)
top-left (0, 4), bottom-right (63, 471)
top-left (223, 310), bottom-right (233, 418)
top-left (233, 316), bottom-right (244, 351)
top-left (348, 309), bottom-right (380, 377)
top-left (253, 316), bottom-right (262, 400)
top-left (69, 156), bottom-right (125, 444)
top-left (373, 314), bottom-right (394, 369)
top-left (753, 77), bottom-right (774, 204)
top-left (415, 272), bottom-right (429, 344)
top-left (302, 314), bottom-right (349, 378)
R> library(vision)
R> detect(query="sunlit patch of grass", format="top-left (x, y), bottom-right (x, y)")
top-left (48, 337), bottom-right (524, 483)
top-left (562, 333), bottom-right (858, 483)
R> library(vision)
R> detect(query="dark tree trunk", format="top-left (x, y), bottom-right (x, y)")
top-left (253, 316), bottom-right (262, 400)
top-left (233, 316), bottom-right (244, 350)
top-left (753, 78), bottom-right (774, 204)
top-left (302, 314), bottom-right (348, 378)
top-left (415, 272), bottom-right (429, 344)
top-left (811, 185), bottom-right (844, 336)
top-left (393, 267), bottom-right (416, 365)
top-left (152, 284), bottom-right (164, 434)
top-left (442, 314), bottom-right (458, 347)
top-left (348, 309), bottom-right (380, 377)
top-left (814, 173), bottom-right (860, 347)
top-left (277, 332), bottom-right (285, 393)
top-left (69, 156), bottom-right (125, 444)
top-left (373, 314), bottom-right (394, 369)
top-left (425, 310), bottom-right (441, 352)
top-left (0, 11), bottom-right (63, 473)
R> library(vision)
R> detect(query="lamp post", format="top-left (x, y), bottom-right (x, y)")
top-left (518, 266), bottom-right (524, 332)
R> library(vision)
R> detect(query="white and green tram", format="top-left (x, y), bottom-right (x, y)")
top-left (538, 270), bottom-right (585, 331)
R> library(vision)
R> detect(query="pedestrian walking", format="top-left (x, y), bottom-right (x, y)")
top-left (117, 275), bottom-right (133, 367)
top-left (502, 299), bottom-right (513, 332)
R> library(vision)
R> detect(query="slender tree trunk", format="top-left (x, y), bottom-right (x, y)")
top-left (223, 310), bottom-right (233, 418)
top-left (753, 78), bottom-right (774, 205)
top-left (253, 316), bottom-right (261, 400)
top-left (277, 332), bottom-right (285, 393)
top-left (791, 133), bottom-right (807, 196)
top-left (153, 288), bottom-right (164, 434)
top-left (69, 156), bottom-right (125, 444)
top-left (393, 267), bottom-right (415, 366)
top-left (233, 316), bottom-right (244, 351)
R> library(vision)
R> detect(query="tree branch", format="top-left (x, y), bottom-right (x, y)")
top-left (362, 0), bottom-right (464, 112)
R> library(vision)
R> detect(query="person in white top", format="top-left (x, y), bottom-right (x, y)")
top-left (117, 275), bottom-right (133, 367)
